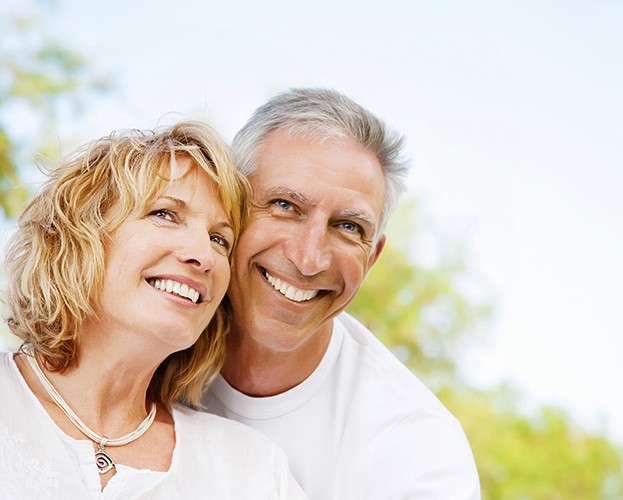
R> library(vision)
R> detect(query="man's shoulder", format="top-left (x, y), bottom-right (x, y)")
top-left (335, 312), bottom-right (448, 414)
top-left (336, 312), bottom-right (408, 360)
top-left (336, 312), bottom-right (418, 376)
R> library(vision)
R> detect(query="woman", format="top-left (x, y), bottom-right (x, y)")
top-left (1, 122), bottom-right (306, 498)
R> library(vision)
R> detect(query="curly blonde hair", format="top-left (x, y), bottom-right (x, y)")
top-left (4, 121), bottom-right (250, 406)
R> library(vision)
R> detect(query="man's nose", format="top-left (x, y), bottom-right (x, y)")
top-left (285, 220), bottom-right (332, 276)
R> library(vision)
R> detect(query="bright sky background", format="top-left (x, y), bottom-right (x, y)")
top-left (3, 0), bottom-right (623, 444)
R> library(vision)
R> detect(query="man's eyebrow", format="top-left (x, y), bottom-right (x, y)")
top-left (340, 209), bottom-right (377, 229)
top-left (265, 187), bottom-right (310, 205)
top-left (342, 209), bottom-right (375, 223)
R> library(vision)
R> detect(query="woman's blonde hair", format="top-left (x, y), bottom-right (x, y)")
top-left (4, 121), bottom-right (250, 406)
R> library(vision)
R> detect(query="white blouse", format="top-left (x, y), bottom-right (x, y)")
top-left (0, 351), bottom-right (306, 499)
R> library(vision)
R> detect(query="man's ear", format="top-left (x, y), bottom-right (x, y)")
top-left (367, 233), bottom-right (386, 269)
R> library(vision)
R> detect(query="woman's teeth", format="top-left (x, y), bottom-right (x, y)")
top-left (148, 278), bottom-right (200, 303)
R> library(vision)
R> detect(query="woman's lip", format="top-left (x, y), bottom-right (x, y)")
top-left (146, 274), bottom-right (208, 302)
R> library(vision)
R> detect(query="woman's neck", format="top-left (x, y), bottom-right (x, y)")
top-left (18, 325), bottom-right (168, 439)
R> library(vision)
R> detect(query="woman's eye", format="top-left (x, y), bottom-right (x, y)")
top-left (149, 209), bottom-right (176, 222)
top-left (211, 234), bottom-right (231, 253)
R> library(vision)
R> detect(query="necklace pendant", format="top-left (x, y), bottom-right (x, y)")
top-left (95, 444), bottom-right (115, 474)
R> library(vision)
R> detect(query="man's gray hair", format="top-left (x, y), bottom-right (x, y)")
top-left (232, 88), bottom-right (410, 236)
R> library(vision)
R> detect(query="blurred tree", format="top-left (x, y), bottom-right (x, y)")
top-left (442, 386), bottom-right (623, 499)
top-left (0, 0), bottom-right (108, 217)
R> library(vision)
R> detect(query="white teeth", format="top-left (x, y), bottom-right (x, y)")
top-left (264, 271), bottom-right (319, 302)
top-left (148, 278), bottom-right (201, 303)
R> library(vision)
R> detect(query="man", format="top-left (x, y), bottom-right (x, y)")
top-left (203, 88), bottom-right (480, 499)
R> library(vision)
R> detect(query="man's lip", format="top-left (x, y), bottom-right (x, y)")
top-left (146, 274), bottom-right (208, 303)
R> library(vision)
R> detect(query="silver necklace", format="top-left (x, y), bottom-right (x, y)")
top-left (26, 352), bottom-right (157, 474)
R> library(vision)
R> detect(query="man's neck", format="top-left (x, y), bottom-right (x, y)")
top-left (221, 324), bottom-right (333, 397)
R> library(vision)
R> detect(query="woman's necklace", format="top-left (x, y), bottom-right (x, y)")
top-left (26, 352), bottom-right (157, 474)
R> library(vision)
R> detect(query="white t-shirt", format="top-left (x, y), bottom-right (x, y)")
top-left (0, 351), bottom-right (306, 499)
top-left (203, 313), bottom-right (481, 500)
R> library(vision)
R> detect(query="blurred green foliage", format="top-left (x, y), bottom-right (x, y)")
top-left (443, 387), bottom-right (623, 499)
top-left (349, 203), bottom-right (623, 498)
top-left (0, 2), bottom-right (108, 217)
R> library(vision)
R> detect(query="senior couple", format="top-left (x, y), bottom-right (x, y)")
top-left (2, 88), bottom-right (480, 498)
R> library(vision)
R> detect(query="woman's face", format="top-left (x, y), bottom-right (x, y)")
top-left (96, 159), bottom-right (234, 354)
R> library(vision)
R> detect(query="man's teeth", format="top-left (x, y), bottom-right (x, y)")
top-left (148, 279), bottom-right (200, 303)
top-left (264, 272), bottom-right (318, 302)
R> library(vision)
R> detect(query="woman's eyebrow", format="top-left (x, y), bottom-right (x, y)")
top-left (213, 220), bottom-right (234, 233)
top-left (157, 195), bottom-right (187, 208)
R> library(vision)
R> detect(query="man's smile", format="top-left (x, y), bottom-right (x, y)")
top-left (260, 267), bottom-right (320, 303)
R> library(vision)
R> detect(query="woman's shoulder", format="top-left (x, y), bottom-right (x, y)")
top-left (0, 350), bottom-right (22, 396)
top-left (156, 405), bottom-right (306, 498)
top-left (0, 349), bottom-right (14, 366)
top-left (168, 404), bottom-right (296, 489)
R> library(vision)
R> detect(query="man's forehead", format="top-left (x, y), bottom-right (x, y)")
top-left (249, 127), bottom-right (385, 224)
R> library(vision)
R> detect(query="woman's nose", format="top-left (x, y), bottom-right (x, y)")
top-left (178, 230), bottom-right (217, 273)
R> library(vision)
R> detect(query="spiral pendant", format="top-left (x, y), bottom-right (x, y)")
top-left (95, 445), bottom-right (115, 474)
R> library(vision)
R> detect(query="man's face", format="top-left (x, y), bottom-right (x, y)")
top-left (228, 129), bottom-right (386, 353)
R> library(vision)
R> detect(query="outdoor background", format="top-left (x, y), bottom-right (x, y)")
top-left (1, 0), bottom-right (622, 497)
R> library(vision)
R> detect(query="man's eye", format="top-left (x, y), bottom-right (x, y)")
top-left (274, 199), bottom-right (293, 211)
top-left (341, 221), bottom-right (362, 234)
top-left (149, 209), bottom-right (175, 222)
